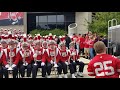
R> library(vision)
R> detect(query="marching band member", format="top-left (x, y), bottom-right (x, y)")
top-left (0, 35), bottom-right (8, 49)
top-left (0, 50), bottom-right (6, 78)
top-left (57, 42), bottom-right (70, 78)
top-left (19, 35), bottom-right (33, 78)
top-left (2, 33), bottom-right (20, 78)
top-left (28, 35), bottom-right (34, 53)
top-left (48, 33), bottom-right (54, 41)
top-left (42, 40), bottom-right (60, 78)
top-left (69, 42), bottom-right (85, 77)
top-left (32, 37), bottom-right (45, 78)
top-left (0, 38), bottom-right (8, 78)
top-left (42, 37), bottom-right (48, 49)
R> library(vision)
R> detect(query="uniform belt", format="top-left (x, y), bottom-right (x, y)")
top-left (36, 60), bottom-right (41, 62)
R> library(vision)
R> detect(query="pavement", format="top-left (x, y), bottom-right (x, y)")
top-left (8, 57), bottom-right (95, 78)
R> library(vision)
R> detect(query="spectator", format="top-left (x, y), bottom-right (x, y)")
top-left (87, 41), bottom-right (120, 78)
top-left (88, 35), bottom-right (95, 59)
top-left (84, 35), bottom-right (90, 59)
top-left (56, 36), bottom-right (60, 45)
top-left (79, 34), bottom-right (85, 56)
top-left (65, 34), bottom-right (71, 49)
top-left (76, 34), bottom-right (81, 54)
top-left (102, 36), bottom-right (108, 47)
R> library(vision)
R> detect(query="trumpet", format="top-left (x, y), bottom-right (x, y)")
top-left (8, 48), bottom-right (13, 71)
top-left (23, 50), bottom-right (29, 66)
top-left (34, 51), bottom-right (38, 66)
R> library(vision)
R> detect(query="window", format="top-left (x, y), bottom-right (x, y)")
top-left (36, 16), bottom-right (48, 29)
top-left (36, 16), bottom-right (39, 27)
top-left (57, 15), bottom-right (64, 22)
top-left (48, 15), bottom-right (56, 22)
top-left (39, 16), bottom-right (47, 22)
top-left (34, 12), bottom-right (75, 31)
top-left (56, 15), bottom-right (65, 29)
top-left (48, 15), bottom-right (57, 29)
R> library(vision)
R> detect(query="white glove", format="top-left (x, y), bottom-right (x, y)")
top-left (12, 64), bottom-right (16, 68)
top-left (23, 62), bottom-right (28, 66)
top-left (5, 64), bottom-right (9, 68)
top-left (18, 16), bottom-right (21, 20)
top-left (53, 62), bottom-right (56, 65)
top-left (65, 61), bottom-right (68, 65)
top-left (73, 61), bottom-right (75, 63)
top-left (41, 62), bottom-right (45, 66)
top-left (54, 63), bottom-right (58, 68)
top-left (71, 52), bottom-right (76, 56)
top-left (33, 53), bottom-right (37, 58)
top-left (50, 60), bottom-right (54, 64)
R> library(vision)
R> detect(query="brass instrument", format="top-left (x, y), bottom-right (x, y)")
top-left (53, 47), bottom-right (58, 68)
top-left (34, 50), bottom-right (38, 66)
top-left (23, 50), bottom-right (29, 66)
top-left (8, 48), bottom-right (13, 71)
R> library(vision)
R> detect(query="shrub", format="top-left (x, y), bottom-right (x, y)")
top-left (29, 28), bottom-right (67, 36)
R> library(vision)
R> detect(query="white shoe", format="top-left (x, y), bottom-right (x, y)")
top-left (72, 74), bottom-right (76, 78)
top-left (78, 72), bottom-right (83, 77)
top-left (74, 72), bottom-right (77, 77)
top-left (64, 74), bottom-right (68, 78)
top-left (58, 75), bottom-right (62, 78)
top-left (47, 75), bottom-right (51, 78)
top-left (41, 76), bottom-right (46, 78)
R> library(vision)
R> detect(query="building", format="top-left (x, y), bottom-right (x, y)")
top-left (0, 12), bottom-right (92, 34)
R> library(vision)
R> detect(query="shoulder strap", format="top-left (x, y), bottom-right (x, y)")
top-left (0, 50), bottom-right (3, 58)
top-left (42, 49), bottom-right (45, 54)
top-left (56, 48), bottom-right (59, 56)
top-left (16, 48), bottom-right (20, 54)
top-left (4, 49), bottom-right (7, 57)
top-left (20, 50), bottom-right (24, 58)
top-left (46, 49), bottom-right (49, 56)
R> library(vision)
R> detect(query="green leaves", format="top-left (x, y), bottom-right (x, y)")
top-left (88, 12), bottom-right (120, 36)
top-left (29, 28), bottom-right (67, 36)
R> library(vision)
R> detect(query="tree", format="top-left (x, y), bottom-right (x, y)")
top-left (88, 12), bottom-right (120, 36)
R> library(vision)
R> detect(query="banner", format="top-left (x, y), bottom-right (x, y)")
top-left (0, 12), bottom-right (24, 26)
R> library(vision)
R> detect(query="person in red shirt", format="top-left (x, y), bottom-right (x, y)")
top-left (32, 40), bottom-right (44, 78)
top-left (57, 42), bottom-right (70, 78)
top-left (88, 35), bottom-right (95, 59)
top-left (0, 41), bottom-right (6, 78)
top-left (79, 34), bottom-right (85, 56)
top-left (2, 39), bottom-right (20, 78)
top-left (41, 40), bottom-right (60, 78)
top-left (0, 38), bottom-right (8, 78)
top-left (84, 35), bottom-right (90, 59)
top-left (19, 39), bottom-right (33, 78)
top-left (69, 42), bottom-right (85, 77)
top-left (87, 41), bottom-right (120, 78)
